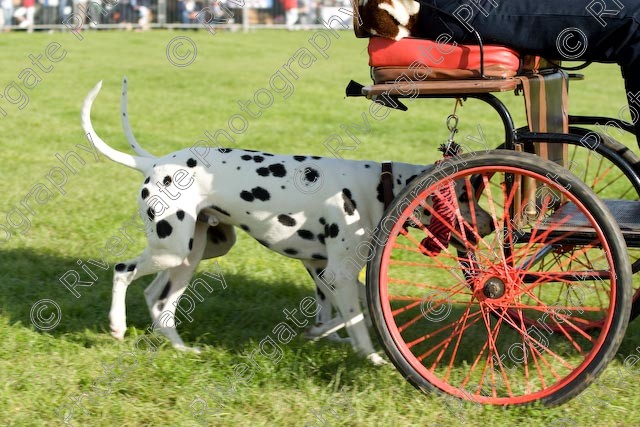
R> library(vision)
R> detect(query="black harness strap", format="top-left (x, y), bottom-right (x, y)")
top-left (380, 162), bottom-right (394, 210)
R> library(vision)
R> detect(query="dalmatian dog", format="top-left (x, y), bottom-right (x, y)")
top-left (81, 80), bottom-right (494, 365)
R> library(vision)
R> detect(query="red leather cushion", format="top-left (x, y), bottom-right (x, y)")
top-left (368, 37), bottom-right (520, 72)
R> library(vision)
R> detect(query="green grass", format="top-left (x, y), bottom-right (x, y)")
top-left (2, 29), bottom-right (640, 426)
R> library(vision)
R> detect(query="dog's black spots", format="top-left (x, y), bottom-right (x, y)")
top-left (157, 220), bottom-right (173, 239)
top-left (297, 229), bottom-right (315, 240)
top-left (364, 164), bottom-right (371, 169)
top-left (317, 234), bottom-right (326, 245)
top-left (245, 149), bottom-right (258, 153)
top-left (341, 238), bottom-right (345, 242)
top-left (176, 210), bottom-right (185, 221)
top-left (342, 188), bottom-right (357, 216)
top-left (246, 211), bottom-right (250, 215)
top-left (311, 156), bottom-right (321, 159)
top-left (304, 167), bottom-right (319, 182)
top-left (237, 166), bottom-right (241, 170)
top-left (144, 177), bottom-right (150, 184)
top-left (396, 178), bottom-right (402, 185)
top-left (186, 158), bottom-right (197, 168)
top-left (211, 205), bottom-right (231, 216)
top-left (253, 155), bottom-right (265, 163)
top-left (319, 217), bottom-right (326, 225)
top-left (241, 155), bottom-right (253, 161)
top-left (163, 175), bottom-right (172, 186)
top-left (256, 239), bottom-right (270, 248)
top-left (115, 263), bottom-right (127, 272)
top-left (255, 164), bottom-right (286, 177)
top-left (147, 207), bottom-right (155, 221)
top-left (405, 174), bottom-right (418, 186)
top-left (458, 192), bottom-right (469, 203)
top-left (284, 248), bottom-right (298, 255)
top-left (188, 238), bottom-right (193, 250)
top-left (315, 268), bottom-right (324, 277)
top-left (127, 263), bottom-right (136, 272)
top-left (268, 163), bottom-right (287, 177)
top-left (240, 224), bottom-right (250, 232)
top-left (262, 153), bottom-right (274, 157)
top-left (219, 148), bottom-right (233, 153)
top-left (252, 187), bottom-right (270, 201)
top-left (123, 112), bottom-right (126, 116)
top-left (294, 155), bottom-right (306, 162)
top-left (159, 281), bottom-right (172, 300)
top-left (325, 223), bottom-right (339, 239)
top-left (317, 286), bottom-right (326, 301)
top-left (158, 302), bottom-right (164, 311)
top-left (208, 227), bottom-right (228, 244)
top-left (281, 185), bottom-right (286, 189)
top-left (141, 187), bottom-right (150, 200)
top-left (311, 253), bottom-right (327, 260)
top-left (240, 191), bottom-right (254, 202)
top-left (278, 214), bottom-right (296, 227)
top-left (222, 161), bottom-right (227, 164)
top-left (423, 208), bottom-right (431, 217)
top-left (172, 155), bottom-right (176, 158)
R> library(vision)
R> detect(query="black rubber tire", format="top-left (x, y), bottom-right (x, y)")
top-left (367, 150), bottom-right (632, 407)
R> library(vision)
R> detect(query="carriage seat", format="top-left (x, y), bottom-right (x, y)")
top-left (368, 37), bottom-right (549, 84)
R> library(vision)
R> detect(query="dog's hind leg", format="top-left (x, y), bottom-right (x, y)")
top-left (145, 222), bottom-right (235, 353)
top-left (109, 210), bottom-right (199, 340)
top-left (109, 246), bottom-right (190, 340)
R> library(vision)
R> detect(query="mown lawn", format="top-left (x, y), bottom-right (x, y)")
top-left (1, 29), bottom-right (640, 426)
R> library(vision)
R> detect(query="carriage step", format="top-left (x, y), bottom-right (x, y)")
top-left (533, 199), bottom-right (640, 247)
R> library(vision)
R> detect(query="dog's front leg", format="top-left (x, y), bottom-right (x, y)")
top-left (302, 260), bottom-right (351, 344)
top-left (321, 261), bottom-right (385, 366)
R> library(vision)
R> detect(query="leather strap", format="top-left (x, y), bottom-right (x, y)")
top-left (381, 162), bottom-right (394, 210)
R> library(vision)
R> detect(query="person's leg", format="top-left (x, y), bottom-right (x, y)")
top-left (417, 0), bottom-right (640, 143)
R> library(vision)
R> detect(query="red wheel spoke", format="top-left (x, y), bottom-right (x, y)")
top-left (488, 304), bottom-right (577, 371)
top-left (410, 311), bottom-right (483, 354)
top-left (479, 305), bottom-right (513, 397)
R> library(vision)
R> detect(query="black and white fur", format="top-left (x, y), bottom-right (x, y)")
top-left (81, 80), bottom-right (493, 365)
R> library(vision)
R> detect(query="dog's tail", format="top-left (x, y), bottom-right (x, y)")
top-left (120, 77), bottom-right (155, 158)
top-left (81, 81), bottom-right (155, 173)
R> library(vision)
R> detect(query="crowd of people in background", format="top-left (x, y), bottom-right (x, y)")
top-left (0, 0), bottom-right (153, 31)
top-left (0, 0), bottom-right (349, 31)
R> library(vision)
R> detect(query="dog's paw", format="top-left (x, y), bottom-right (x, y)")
top-left (109, 321), bottom-right (127, 340)
top-left (366, 352), bottom-right (387, 366)
top-left (173, 344), bottom-right (202, 354)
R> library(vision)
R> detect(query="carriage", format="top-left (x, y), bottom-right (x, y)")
top-left (346, 26), bottom-right (640, 406)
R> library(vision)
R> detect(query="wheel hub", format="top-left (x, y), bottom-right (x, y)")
top-left (483, 277), bottom-right (506, 299)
